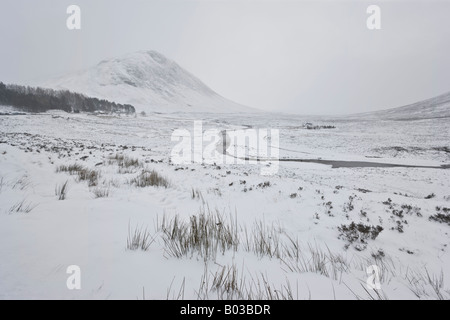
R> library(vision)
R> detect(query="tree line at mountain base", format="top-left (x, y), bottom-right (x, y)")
top-left (0, 82), bottom-right (135, 114)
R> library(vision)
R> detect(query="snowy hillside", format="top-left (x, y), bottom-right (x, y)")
top-left (351, 91), bottom-right (450, 120)
top-left (1, 111), bottom-right (450, 300)
top-left (39, 50), bottom-right (255, 114)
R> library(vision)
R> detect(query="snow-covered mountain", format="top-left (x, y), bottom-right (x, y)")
top-left (351, 91), bottom-right (450, 120)
top-left (39, 50), bottom-right (255, 114)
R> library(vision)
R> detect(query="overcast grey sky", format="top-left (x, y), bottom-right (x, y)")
top-left (1, 0), bottom-right (450, 115)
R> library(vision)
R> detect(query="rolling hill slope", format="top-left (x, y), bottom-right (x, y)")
top-left (39, 50), bottom-right (255, 114)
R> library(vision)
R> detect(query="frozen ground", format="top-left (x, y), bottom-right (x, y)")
top-left (0, 110), bottom-right (449, 300)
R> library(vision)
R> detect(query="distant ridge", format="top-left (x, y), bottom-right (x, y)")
top-left (350, 91), bottom-right (450, 120)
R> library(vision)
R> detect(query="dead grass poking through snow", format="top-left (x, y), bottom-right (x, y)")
top-left (11, 175), bottom-right (31, 191)
top-left (8, 199), bottom-right (37, 214)
top-left (76, 168), bottom-right (100, 187)
top-left (57, 163), bottom-right (100, 187)
top-left (131, 170), bottom-right (170, 188)
top-left (108, 153), bottom-right (141, 168)
top-left (405, 268), bottom-right (449, 300)
top-left (127, 224), bottom-right (155, 251)
top-left (193, 263), bottom-right (297, 300)
top-left (244, 221), bottom-right (282, 259)
top-left (158, 208), bottom-right (239, 261)
top-left (55, 180), bottom-right (69, 200)
top-left (92, 187), bottom-right (110, 198)
top-left (57, 164), bottom-right (84, 175)
top-left (108, 153), bottom-right (142, 174)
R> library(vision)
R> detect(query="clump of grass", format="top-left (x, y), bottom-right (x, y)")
top-left (343, 195), bottom-right (356, 212)
top-left (371, 249), bottom-right (386, 261)
top-left (159, 208), bottom-right (239, 261)
top-left (194, 263), bottom-right (297, 300)
top-left (209, 188), bottom-right (222, 197)
top-left (57, 164), bottom-right (85, 175)
top-left (191, 188), bottom-right (205, 202)
top-left (436, 207), bottom-right (450, 214)
top-left (338, 222), bottom-right (383, 251)
top-left (11, 175), bottom-right (31, 191)
top-left (425, 193), bottom-right (436, 199)
top-left (55, 180), bottom-right (69, 200)
top-left (92, 187), bottom-right (110, 198)
top-left (131, 170), bottom-right (170, 188)
top-left (57, 163), bottom-right (99, 187)
top-left (400, 204), bottom-right (422, 217)
top-left (429, 213), bottom-right (450, 226)
top-left (109, 153), bottom-right (141, 168)
top-left (8, 199), bottom-right (37, 214)
top-left (280, 241), bottom-right (351, 281)
top-left (127, 224), bottom-right (155, 251)
top-left (77, 168), bottom-right (100, 187)
top-left (118, 167), bottom-right (137, 174)
top-left (244, 221), bottom-right (282, 259)
top-left (257, 181), bottom-right (271, 189)
top-left (210, 264), bottom-right (241, 297)
top-left (324, 201), bottom-right (334, 217)
top-left (406, 269), bottom-right (448, 300)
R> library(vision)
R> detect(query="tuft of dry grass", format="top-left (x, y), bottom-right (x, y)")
top-left (92, 187), bottom-right (110, 199)
top-left (131, 170), bottom-right (170, 188)
top-left (244, 221), bottom-right (282, 259)
top-left (57, 164), bottom-right (84, 175)
top-left (8, 199), bottom-right (37, 214)
top-left (11, 175), bottom-right (31, 191)
top-left (55, 180), bottom-right (69, 200)
top-left (77, 168), bottom-right (100, 187)
top-left (127, 224), bottom-right (155, 251)
top-left (108, 153), bottom-right (141, 171)
top-left (193, 263), bottom-right (297, 300)
top-left (57, 163), bottom-right (99, 187)
top-left (159, 208), bottom-right (239, 261)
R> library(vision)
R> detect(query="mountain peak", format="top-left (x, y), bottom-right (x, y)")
top-left (40, 50), bottom-right (255, 114)
top-left (98, 50), bottom-right (169, 67)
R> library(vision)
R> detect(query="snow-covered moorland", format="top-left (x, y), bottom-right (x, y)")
top-left (1, 110), bottom-right (449, 300)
